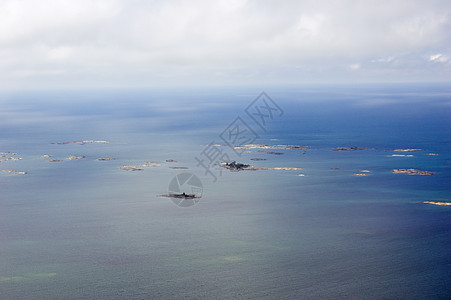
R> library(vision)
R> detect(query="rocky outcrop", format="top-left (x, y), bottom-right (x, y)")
top-left (0, 170), bottom-right (27, 175)
top-left (160, 193), bottom-right (200, 199)
top-left (3, 157), bottom-right (23, 161)
top-left (332, 147), bottom-right (365, 151)
top-left (424, 201), bottom-right (451, 206)
top-left (254, 151), bottom-right (283, 155)
top-left (392, 169), bottom-right (436, 175)
top-left (66, 156), bottom-right (86, 160)
top-left (221, 161), bottom-right (257, 171)
top-left (234, 144), bottom-right (309, 150)
top-left (52, 140), bottom-right (108, 145)
top-left (120, 165), bottom-right (143, 171)
top-left (394, 148), bottom-right (423, 152)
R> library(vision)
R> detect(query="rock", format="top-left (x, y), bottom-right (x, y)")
top-left (66, 156), bottom-right (85, 160)
top-left (394, 148), bottom-right (423, 152)
top-left (49, 159), bottom-right (63, 162)
top-left (166, 159), bottom-right (177, 162)
top-left (332, 147), bottom-right (365, 151)
top-left (392, 169), bottom-right (436, 175)
top-left (41, 155), bottom-right (52, 158)
top-left (160, 193), bottom-right (200, 199)
top-left (234, 144), bottom-right (308, 150)
top-left (0, 170), bottom-right (27, 175)
top-left (250, 158), bottom-right (267, 161)
top-left (424, 201), bottom-right (451, 206)
top-left (221, 161), bottom-right (256, 171)
top-left (120, 165), bottom-right (143, 171)
top-left (74, 140), bottom-right (108, 145)
top-left (0, 152), bottom-right (18, 156)
top-left (4, 157), bottom-right (23, 161)
top-left (142, 162), bottom-right (161, 167)
top-left (254, 151), bottom-right (284, 155)
top-left (97, 158), bottom-right (115, 161)
top-left (52, 140), bottom-right (108, 145)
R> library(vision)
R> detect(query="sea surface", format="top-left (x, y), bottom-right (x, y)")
top-left (0, 84), bottom-right (450, 299)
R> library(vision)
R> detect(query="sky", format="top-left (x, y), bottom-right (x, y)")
top-left (0, 0), bottom-right (450, 89)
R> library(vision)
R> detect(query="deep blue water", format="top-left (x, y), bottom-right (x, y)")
top-left (0, 84), bottom-right (450, 299)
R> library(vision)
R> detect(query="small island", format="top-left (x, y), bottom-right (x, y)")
top-left (52, 140), bottom-right (108, 145)
top-left (1, 170), bottom-right (27, 175)
top-left (332, 147), bottom-right (365, 151)
top-left (233, 144), bottom-right (308, 150)
top-left (120, 165), bottom-right (144, 171)
top-left (221, 161), bottom-right (257, 171)
top-left (4, 157), bottom-right (23, 161)
top-left (0, 152), bottom-right (18, 157)
top-left (394, 148), bottom-right (423, 152)
top-left (424, 201), bottom-right (451, 206)
top-left (392, 169), bottom-right (436, 175)
top-left (254, 151), bottom-right (284, 155)
top-left (142, 162), bottom-right (161, 167)
top-left (66, 156), bottom-right (86, 160)
top-left (160, 193), bottom-right (200, 199)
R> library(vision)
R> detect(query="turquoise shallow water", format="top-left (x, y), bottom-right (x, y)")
top-left (0, 84), bottom-right (450, 299)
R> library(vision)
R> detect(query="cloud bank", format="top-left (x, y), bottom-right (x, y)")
top-left (0, 0), bottom-right (450, 88)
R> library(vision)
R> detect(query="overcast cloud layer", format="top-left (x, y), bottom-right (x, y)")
top-left (0, 0), bottom-right (450, 88)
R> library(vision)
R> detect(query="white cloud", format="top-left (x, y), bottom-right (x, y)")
top-left (0, 0), bottom-right (450, 88)
top-left (349, 64), bottom-right (361, 70)
top-left (430, 53), bottom-right (450, 63)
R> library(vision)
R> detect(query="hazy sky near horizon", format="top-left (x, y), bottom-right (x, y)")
top-left (1, 0), bottom-right (450, 89)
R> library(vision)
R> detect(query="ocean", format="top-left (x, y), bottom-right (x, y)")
top-left (0, 83), bottom-right (450, 299)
